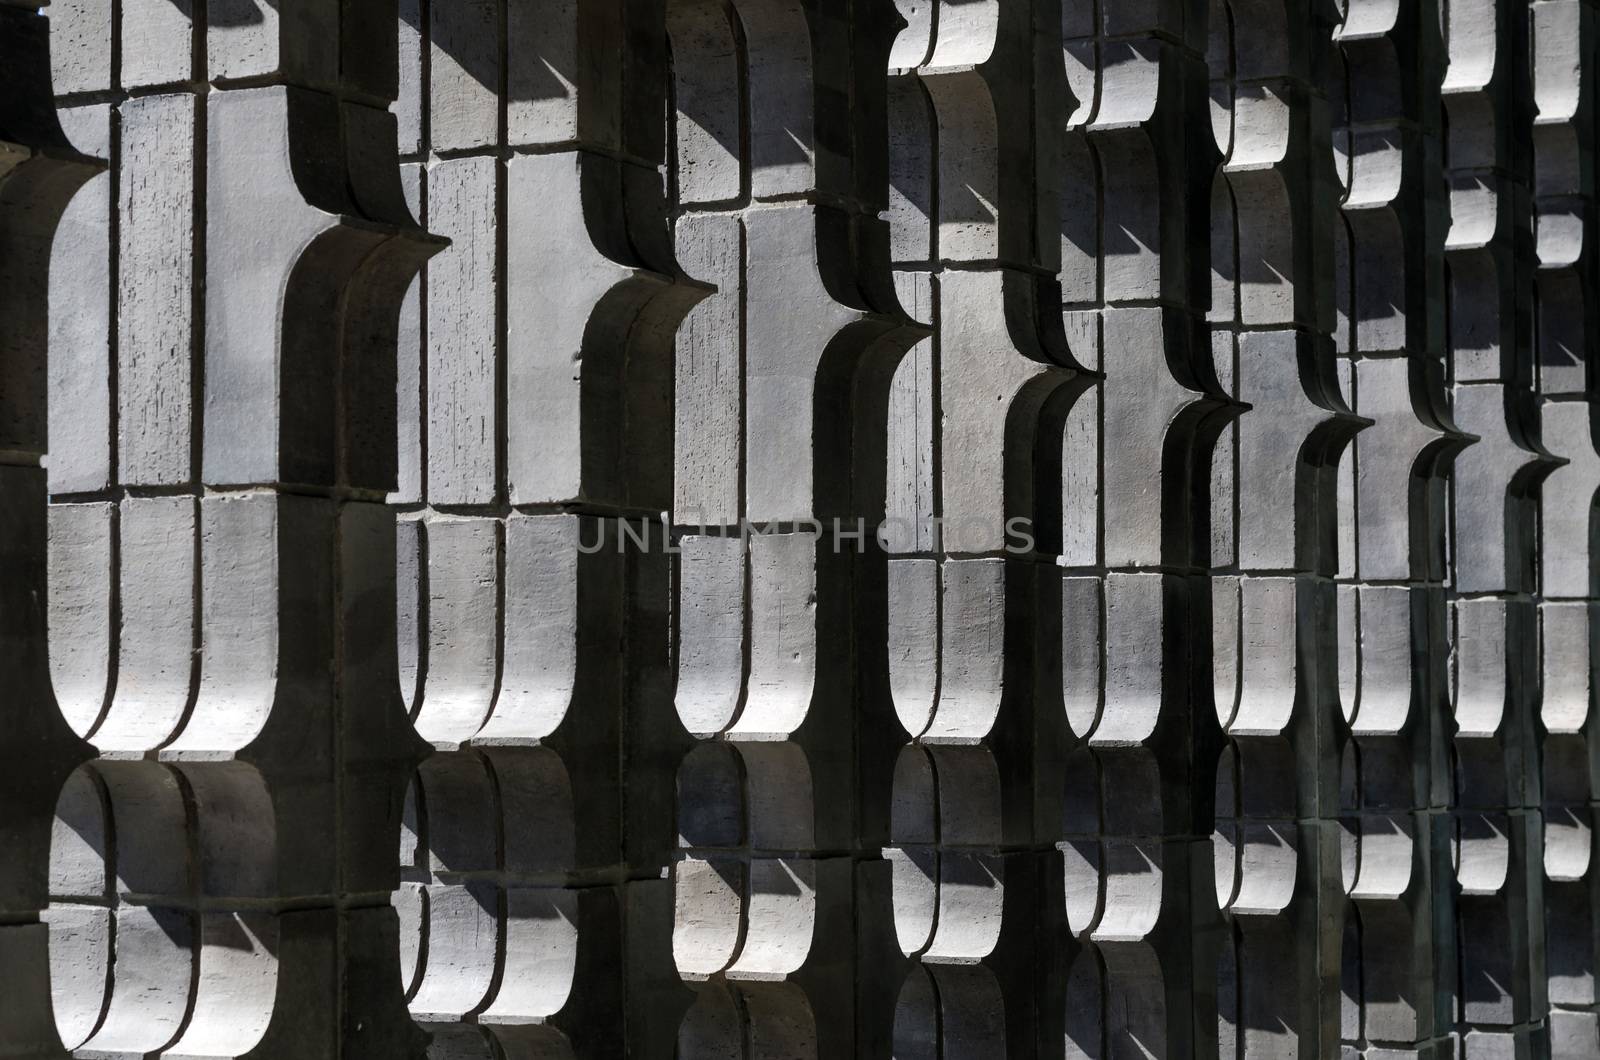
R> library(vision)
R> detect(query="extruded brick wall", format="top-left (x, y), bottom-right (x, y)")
top-left (0, 0), bottom-right (1590, 1055)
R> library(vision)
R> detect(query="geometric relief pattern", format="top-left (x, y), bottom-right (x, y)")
top-left (0, 0), bottom-right (1588, 1055)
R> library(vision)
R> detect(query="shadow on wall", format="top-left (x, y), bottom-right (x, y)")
top-left (206, 0), bottom-right (267, 28)
top-left (398, 0), bottom-right (578, 104)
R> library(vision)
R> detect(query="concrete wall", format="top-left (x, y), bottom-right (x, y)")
top-left (0, 0), bottom-right (1584, 1055)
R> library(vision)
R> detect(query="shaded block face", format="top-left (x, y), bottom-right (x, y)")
top-left (3, 0), bottom-right (1595, 1055)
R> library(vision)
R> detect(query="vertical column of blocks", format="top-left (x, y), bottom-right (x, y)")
top-left (1207, 2), bottom-right (1363, 1057)
top-left (391, 0), bottom-right (701, 1054)
top-left (1332, 3), bottom-right (1465, 1055)
top-left (667, 0), bottom-right (924, 1054)
top-left (42, 0), bottom-right (438, 1056)
top-left (880, 0), bottom-right (1083, 1049)
top-left (1533, 3), bottom-right (1600, 1056)
top-left (1443, 2), bottom-right (1553, 1056)
top-left (0, 2), bottom-right (101, 1054)
top-left (1056, 2), bottom-right (1233, 1055)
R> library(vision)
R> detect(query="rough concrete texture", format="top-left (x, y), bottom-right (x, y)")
top-left (0, 0), bottom-right (1589, 1056)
